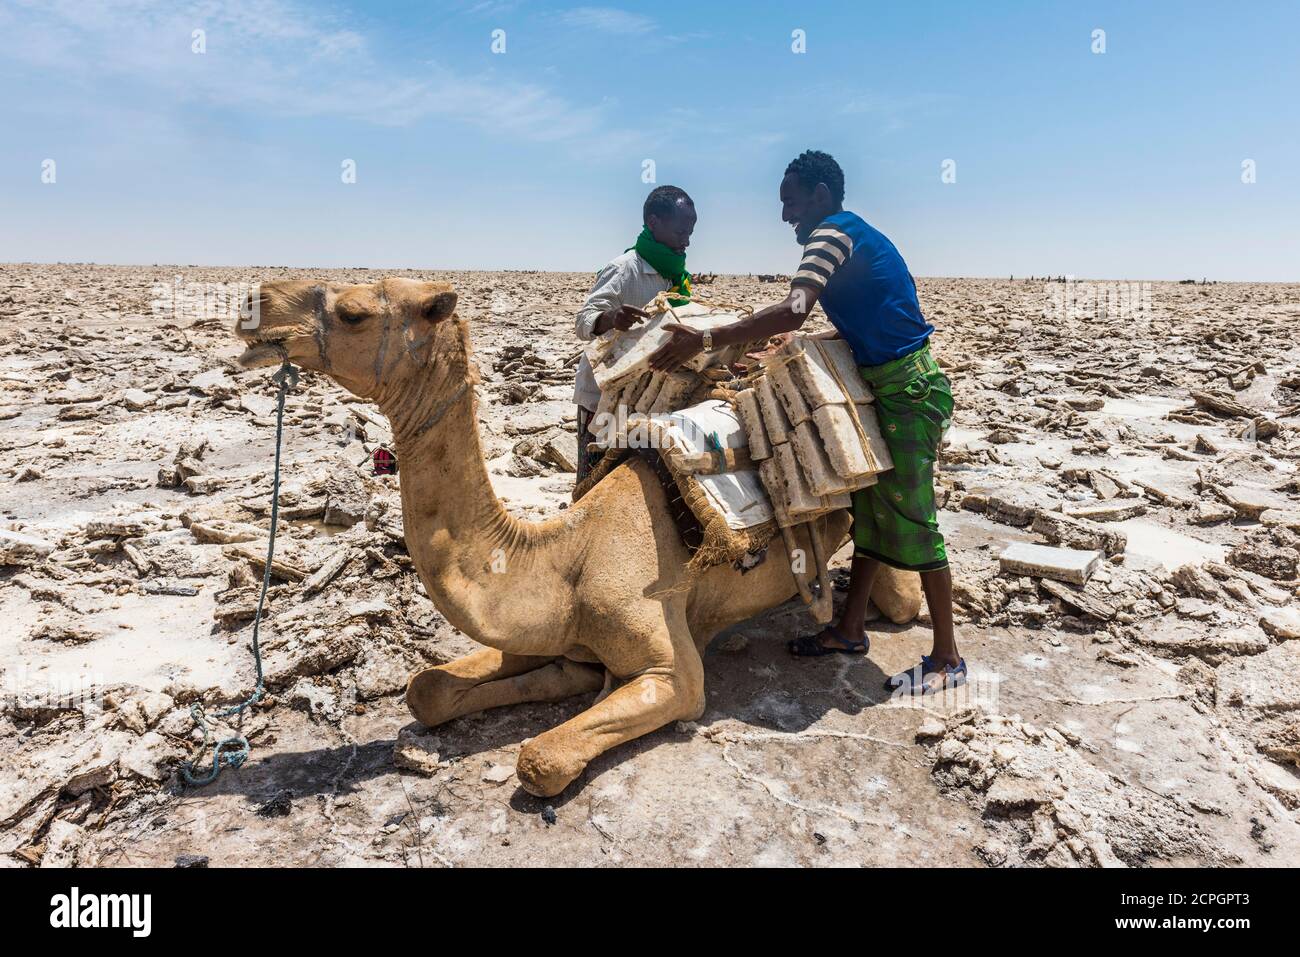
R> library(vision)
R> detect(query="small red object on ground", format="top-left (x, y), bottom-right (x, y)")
top-left (373, 446), bottom-right (398, 476)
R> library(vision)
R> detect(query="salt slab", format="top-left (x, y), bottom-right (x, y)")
top-left (999, 543), bottom-right (1102, 585)
top-left (588, 302), bottom-right (747, 390)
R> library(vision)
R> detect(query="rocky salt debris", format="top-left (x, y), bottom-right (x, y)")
top-left (1190, 500), bottom-right (1236, 525)
top-left (320, 470), bottom-right (369, 527)
top-left (394, 725), bottom-right (444, 775)
top-left (509, 428), bottom-right (578, 476)
top-left (491, 344), bottom-right (573, 405)
top-left (157, 439), bottom-right (211, 490)
top-left (1030, 509), bottom-right (1126, 558)
top-left (0, 704), bottom-right (187, 863)
top-left (925, 709), bottom-right (1220, 867)
top-left (1260, 607), bottom-right (1300, 640)
top-left (1, 266), bottom-right (1298, 865)
top-left (0, 528), bottom-right (55, 565)
top-left (1227, 527), bottom-right (1300, 581)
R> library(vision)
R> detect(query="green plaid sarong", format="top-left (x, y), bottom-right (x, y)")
top-left (851, 343), bottom-right (952, 572)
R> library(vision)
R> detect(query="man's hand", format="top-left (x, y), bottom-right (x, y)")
top-left (648, 323), bottom-right (704, 372)
top-left (745, 331), bottom-right (794, 361)
top-left (596, 304), bottom-right (651, 334)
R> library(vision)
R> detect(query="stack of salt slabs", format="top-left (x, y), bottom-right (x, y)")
top-left (735, 336), bottom-right (893, 527)
top-left (588, 302), bottom-right (751, 439)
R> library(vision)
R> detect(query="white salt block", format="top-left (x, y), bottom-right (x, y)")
top-left (811, 402), bottom-right (872, 476)
top-left (811, 401), bottom-right (894, 477)
top-left (773, 442), bottom-right (823, 515)
top-left (776, 337), bottom-right (872, 407)
top-left (634, 372), bottom-right (666, 414)
top-left (755, 376), bottom-right (791, 446)
top-left (998, 543), bottom-right (1102, 585)
top-left (735, 388), bottom-right (772, 462)
top-left (651, 370), bottom-right (699, 413)
top-left (768, 359), bottom-right (812, 426)
top-left (594, 379), bottom-right (620, 418)
top-left (791, 421), bottom-right (854, 497)
top-left (590, 303), bottom-right (747, 389)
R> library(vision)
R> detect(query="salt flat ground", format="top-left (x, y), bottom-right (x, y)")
top-left (1, 264), bottom-right (1298, 867)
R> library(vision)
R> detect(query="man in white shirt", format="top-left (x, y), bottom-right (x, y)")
top-left (573, 185), bottom-right (697, 482)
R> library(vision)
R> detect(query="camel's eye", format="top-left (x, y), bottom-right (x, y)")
top-left (337, 302), bottom-right (369, 325)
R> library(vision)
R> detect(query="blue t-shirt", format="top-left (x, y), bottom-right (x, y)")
top-left (791, 210), bottom-right (933, 368)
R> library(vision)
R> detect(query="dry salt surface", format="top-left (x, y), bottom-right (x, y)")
top-left (1, 264), bottom-right (1299, 868)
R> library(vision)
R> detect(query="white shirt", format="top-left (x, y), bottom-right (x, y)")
top-left (572, 250), bottom-right (671, 411)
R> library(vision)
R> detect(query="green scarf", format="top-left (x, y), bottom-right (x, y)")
top-left (629, 227), bottom-right (692, 306)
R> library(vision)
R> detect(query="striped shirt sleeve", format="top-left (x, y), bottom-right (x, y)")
top-left (792, 223), bottom-right (854, 290)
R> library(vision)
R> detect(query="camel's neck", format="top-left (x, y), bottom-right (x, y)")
top-left (375, 329), bottom-right (550, 645)
top-left (383, 364), bottom-right (505, 542)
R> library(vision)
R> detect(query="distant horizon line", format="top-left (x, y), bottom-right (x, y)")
top-left (1, 261), bottom-right (1296, 285)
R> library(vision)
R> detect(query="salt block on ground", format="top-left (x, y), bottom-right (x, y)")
top-left (1260, 607), bottom-right (1300, 641)
top-left (1064, 501), bottom-right (1147, 523)
top-left (999, 542), bottom-right (1102, 585)
top-left (0, 528), bottom-right (55, 566)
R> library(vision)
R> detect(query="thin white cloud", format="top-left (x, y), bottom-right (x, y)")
top-left (0, 0), bottom-right (618, 143)
top-left (559, 6), bottom-right (656, 35)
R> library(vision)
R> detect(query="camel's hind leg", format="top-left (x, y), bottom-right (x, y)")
top-left (406, 649), bottom-right (603, 727)
top-left (515, 610), bottom-right (704, 798)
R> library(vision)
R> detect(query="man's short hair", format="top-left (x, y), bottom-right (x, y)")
top-left (785, 150), bottom-right (845, 206)
top-left (643, 185), bottom-right (694, 224)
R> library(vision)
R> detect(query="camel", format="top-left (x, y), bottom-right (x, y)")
top-left (234, 278), bottom-right (921, 797)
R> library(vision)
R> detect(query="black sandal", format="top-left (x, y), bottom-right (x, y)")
top-left (788, 625), bottom-right (870, 657)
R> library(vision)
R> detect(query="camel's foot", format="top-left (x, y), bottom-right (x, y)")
top-left (516, 736), bottom-right (589, 798)
top-left (515, 671), bottom-right (705, 797)
top-left (406, 667), bottom-right (467, 727)
top-left (406, 651), bottom-right (603, 727)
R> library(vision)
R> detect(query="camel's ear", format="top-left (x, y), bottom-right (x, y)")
top-left (422, 291), bottom-right (457, 324)
top-left (404, 291), bottom-right (457, 366)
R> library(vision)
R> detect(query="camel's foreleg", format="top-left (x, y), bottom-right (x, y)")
top-left (515, 612), bottom-right (704, 797)
top-left (406, 648), bottom-right (602, 727)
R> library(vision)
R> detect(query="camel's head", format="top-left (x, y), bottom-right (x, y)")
top-left (234, 278), bottom-right (459, 400)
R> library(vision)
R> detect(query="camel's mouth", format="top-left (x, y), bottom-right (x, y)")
top-left (236, 339), bottom-right (291, 370)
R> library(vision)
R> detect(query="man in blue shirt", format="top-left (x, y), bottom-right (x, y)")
top-left (649, 150), bottom-right (964, 694)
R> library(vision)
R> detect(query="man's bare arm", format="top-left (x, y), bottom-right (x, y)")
top-left (647, 284), bottom-right (821, 372)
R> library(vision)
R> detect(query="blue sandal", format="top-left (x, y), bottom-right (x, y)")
top-left (788, 625), bottom-right (870, 658)
top-left (886, 655), bottom-right (967, 695)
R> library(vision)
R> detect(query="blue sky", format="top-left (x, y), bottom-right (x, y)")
top-left (0, 0), bottom-right (1296, 279)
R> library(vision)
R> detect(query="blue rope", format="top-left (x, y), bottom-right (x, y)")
top-left (182, 359), bottom-right (298, 787)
